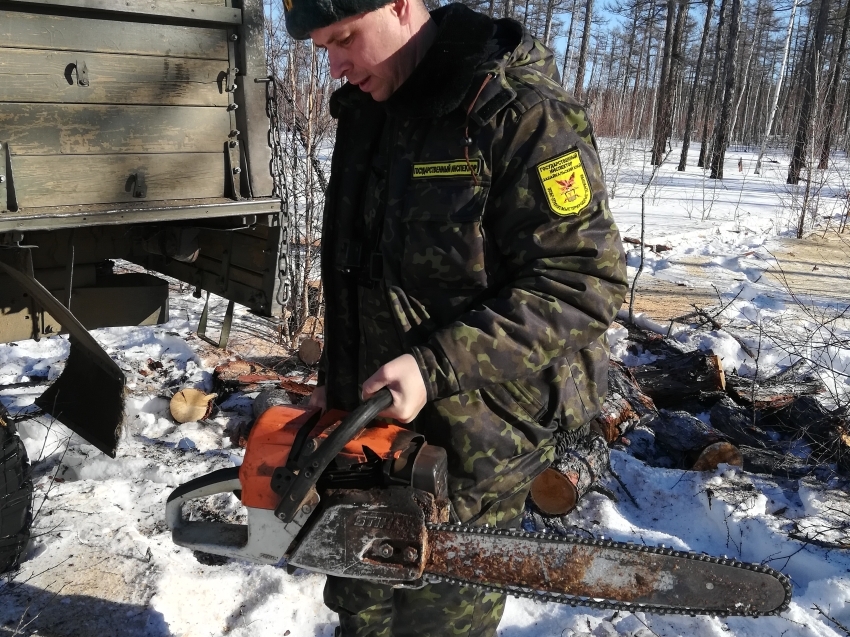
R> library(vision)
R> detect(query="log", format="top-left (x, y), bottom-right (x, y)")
top-left (596, 361), bottom-right (657, 442)
top-left (298, 337), bottom-right (323, 366)
top-left (648, 409), bottom-right (728, 455)
top-left (737, 445), bottom-right (817, 479)
top-left (631, 351), bottom-right (726, 408)
top-left (709, 396), bottom-right (773, 448)
top-left (758, 396), bottom-right (849, 475)
top-left (645, 409), bottom-right (741, 470)
top-left (726, 373), bottom-right (824, 410)
top-left (170, 388), bottom-right (216, 423)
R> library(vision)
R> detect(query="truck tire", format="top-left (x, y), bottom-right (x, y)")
top-left (0, 407), bottom-right (33, 574)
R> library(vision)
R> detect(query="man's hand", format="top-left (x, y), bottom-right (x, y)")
top-left (362, 354), bottom-right (427, 423)
top-left (308, 385), bottom-right (327, 412)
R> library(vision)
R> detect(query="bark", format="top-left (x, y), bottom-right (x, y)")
top-left (596, 360), bottom-right (658, 442)
top-left (709, 396), bottom-right (773, 448)
top-left (678, 0), bottom-right (715, 171)
top-left (630, 351), bottom-right (727, 407)
top-left (818, 0), bottom-right (850, 169)
top-left (788, 0), bottom-right (831, 186)
top-left (575, 0), bottom-right (595, 99)
top-left (698, 0), bottom-right (728, 168)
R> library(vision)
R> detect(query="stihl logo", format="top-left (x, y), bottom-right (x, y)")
top-left (354, 513), bottom-right (391, 529)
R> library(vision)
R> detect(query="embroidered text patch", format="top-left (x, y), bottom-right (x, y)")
top-left (412, 160), bottom-right (481, 179)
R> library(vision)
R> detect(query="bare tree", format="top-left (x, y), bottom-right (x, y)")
top-left (788, 0), bottom-right (831, 186)
top-left (818, 0), bottom-right (850, 169)
top-left (755, 0), bottom-right (798, 174)
top-left (679, 0), bottom-right (715, 171)
top-left (709, 0), bottom-right (742, 179)
top-left (575, 0), bottom-right (595, 99)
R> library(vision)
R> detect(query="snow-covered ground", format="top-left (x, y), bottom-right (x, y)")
top-left (1, 144), bottom-right (849, 637)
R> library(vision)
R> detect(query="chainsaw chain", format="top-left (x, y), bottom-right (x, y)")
top-left (423, 523), bottom-right (793, 618)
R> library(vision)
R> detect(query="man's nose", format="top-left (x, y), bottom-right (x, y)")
top-left (327, 51), bottom-right (350, 81)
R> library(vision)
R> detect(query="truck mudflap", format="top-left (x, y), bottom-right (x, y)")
top-left (0, 261), bottom-right (125, 457)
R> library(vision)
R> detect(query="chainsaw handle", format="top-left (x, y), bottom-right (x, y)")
top-left (273, 387), bottom-right (393, 523)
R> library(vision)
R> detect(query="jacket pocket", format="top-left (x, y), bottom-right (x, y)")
top-left (399, 180), bottom-right (490, 290)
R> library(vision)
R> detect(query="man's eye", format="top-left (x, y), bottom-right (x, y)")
top-left (339, 34), bottom-right (353, 47)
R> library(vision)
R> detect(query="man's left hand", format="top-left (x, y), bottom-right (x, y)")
top-left (362, 354), bottom-right (427, 423)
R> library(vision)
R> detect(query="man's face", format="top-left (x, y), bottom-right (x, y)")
top-left (311, 4), bottom-right (410, 102)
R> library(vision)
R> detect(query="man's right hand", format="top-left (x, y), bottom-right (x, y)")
top-left (308, 385), bottom-right (327, 412)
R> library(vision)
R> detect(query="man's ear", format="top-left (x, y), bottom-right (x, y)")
top-left (389, 0), bottom-right (410, 23)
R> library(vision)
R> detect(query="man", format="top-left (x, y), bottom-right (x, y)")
top-left (284, 1), bottom-right (628, 635)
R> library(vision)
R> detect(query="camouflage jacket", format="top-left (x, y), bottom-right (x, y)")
top-left (321, 4), bottom-right (627, 520)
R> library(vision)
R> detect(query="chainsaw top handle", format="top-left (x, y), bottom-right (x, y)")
top-left (272, 387), bottom-right (394, 523)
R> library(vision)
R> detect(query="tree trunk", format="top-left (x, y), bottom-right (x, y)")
top-left (678, 0), bottom-right (715, 171)
top-left (788, 0), bottom-right (830, 186)
top-left (562, 0), bottom-right (579, 89)
top-left (574, 0), bottom-right (594, 99)
top-left (698, 0), bottom-right (728, 168)
top-left (651, 0), bottom-right (677, 165)
top-left (818, 0), bottom-right (850, 169)
top-left (728, 1), bottom-right (761, 144)
top-left (709, 0), bottom-right (741, 179)
top-left (755, 0), bottom-right (797, 174)
top-left (543, 0), bottom-right (558, 47)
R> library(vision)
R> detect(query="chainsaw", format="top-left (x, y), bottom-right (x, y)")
top-left (166, 388), bottom-right (791, 617)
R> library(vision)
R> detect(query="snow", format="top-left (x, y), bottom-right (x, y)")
top-left (2, 144), bottom-right (849, 636)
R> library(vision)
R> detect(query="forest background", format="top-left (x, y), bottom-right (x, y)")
top-left (263, 0), bottom-right (850, 342)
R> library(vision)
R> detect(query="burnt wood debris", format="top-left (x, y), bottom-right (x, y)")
top-left (211, 318), bottom-right (849, 514)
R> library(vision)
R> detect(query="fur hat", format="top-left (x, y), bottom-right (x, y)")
top-left (285, 0), bottom-right (393, 40)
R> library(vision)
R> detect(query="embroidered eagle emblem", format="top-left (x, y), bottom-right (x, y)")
top-left (555, 173), bottom-right (578, 202)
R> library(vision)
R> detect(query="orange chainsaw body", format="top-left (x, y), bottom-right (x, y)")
top-left (239, 405), bottom-right (410, 510)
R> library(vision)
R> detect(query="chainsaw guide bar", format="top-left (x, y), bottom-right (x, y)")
top-left (422, 523), bottom-right (792, 617)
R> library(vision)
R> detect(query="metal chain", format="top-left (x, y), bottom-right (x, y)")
top-left (264, 75), bottom-right (291, 310)
top-left (423, 523), bottom-right (793, 618)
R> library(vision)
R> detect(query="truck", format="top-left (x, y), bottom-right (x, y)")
top-left (0, 0), bottom-right (283, 573)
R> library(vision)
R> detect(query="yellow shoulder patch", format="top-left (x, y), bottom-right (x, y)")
top-left (536, 149), bottom-right (592, 216)
top-left (283, 0), bottom-right (293, 11)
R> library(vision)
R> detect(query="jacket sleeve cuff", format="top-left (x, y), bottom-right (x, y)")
top-left (411, 343), bottom-right (460, 402)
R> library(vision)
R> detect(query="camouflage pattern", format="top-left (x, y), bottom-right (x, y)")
top-left (319, 4), bottom-right (626, 633)
top-left (324, 488), bottom-right (527, 637)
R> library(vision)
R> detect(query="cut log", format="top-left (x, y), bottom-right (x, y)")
top-left (530, 468), bottom-right (578, 516)
top-left (170, 388), bottom-right (216, 423)
top-left (726, 373), bottom-right (824, 410)
top-left (596, 360), bottom-right (657, 442)
top-left (298, 337), bottom-right (323, 366)
top-left (631, 351), bottom-right (726, 408)
top-left (709, 396), bottom-right (773, 448)
top-left (737, 445), bottom-right (817, 479)
top-left (691, 442), bottom-right (743, 471)
top-left (645, 409), bottom-right (740, 470)
top-left (648, 409), bottom-right (728, 454)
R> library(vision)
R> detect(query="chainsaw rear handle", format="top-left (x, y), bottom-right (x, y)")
top-left (273, 387), bottom-right (394, 523)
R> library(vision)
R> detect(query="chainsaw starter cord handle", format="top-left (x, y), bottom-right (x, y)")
top-left (273, 387), bottom-right (394, 523)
